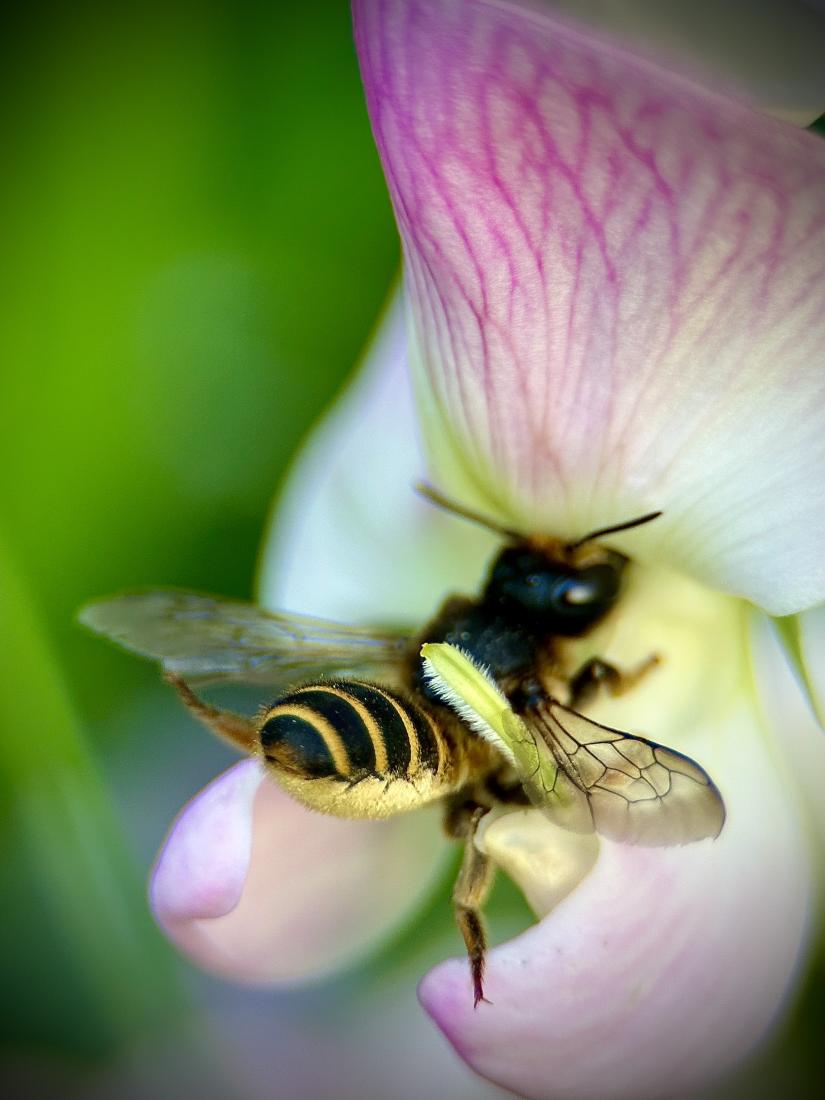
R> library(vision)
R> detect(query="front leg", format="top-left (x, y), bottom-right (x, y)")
top-left (569, 654), bottom-right (661, 708)
top-left (444, 801), bottom-right (495, 1007)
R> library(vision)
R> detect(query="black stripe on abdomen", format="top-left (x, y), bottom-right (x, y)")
top-left (259, 711), bottom-right (338, 777)
top-left (336, 681), bottom-right (411, 775)
top-left (259, 680), bottom-right (447, 783)
top-left (279, 687), bottom-right (376, 773)
top-left (411, 705), bottom-right (443, 774)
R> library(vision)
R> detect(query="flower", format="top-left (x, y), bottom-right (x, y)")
top-left (151, 2), bottom-right (825, 1098)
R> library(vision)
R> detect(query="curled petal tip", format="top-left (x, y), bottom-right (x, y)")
top-left (417, 719), bottom-right (812, 1100)
top-left (151, 758), bottom-right (263, 927)
top-left (152, 759), bottom-right (451, 985)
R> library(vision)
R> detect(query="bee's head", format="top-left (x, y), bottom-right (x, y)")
top-left (483, 510), bottom-right (662, 635)
top-left (413, 484), bottom-right (660, 635)
top-left (484, 544), bottom-right (626, 635)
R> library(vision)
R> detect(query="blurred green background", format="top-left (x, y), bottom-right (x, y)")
top-left (1, 0), bottom-right (394, 1085)
top-left (0, 2), bottom-right (823, 1098)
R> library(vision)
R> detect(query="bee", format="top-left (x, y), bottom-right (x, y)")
top-left (80, 484), bottom-right (725, 1005)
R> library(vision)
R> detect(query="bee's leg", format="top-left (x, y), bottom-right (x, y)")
top-left (569, 654), bottom-right (661, 708)
top-left (445, 802), bottom-right (495, 1008)
top-left (164, 672), bottom-right (258, 754)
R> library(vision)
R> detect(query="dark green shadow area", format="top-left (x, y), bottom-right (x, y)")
top-left (0, 536), bottom-right (187, 1056)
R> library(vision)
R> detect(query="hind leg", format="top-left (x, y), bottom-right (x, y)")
top-left (164, 672), bottom-right (258, 754)
top-left (444, 801), bottom-right (495, 1007)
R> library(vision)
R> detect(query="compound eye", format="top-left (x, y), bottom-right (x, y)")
top-left (561, 564), bottom-right (621, 610)
top-left (488, 550), bottom-right (622, 622)
top-left (524, 573), bottom-right (598, 608)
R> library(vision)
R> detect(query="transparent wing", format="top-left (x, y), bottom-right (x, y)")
top-left (502, 700), bottom-right (725, 846)
top-left (79, 589), bottom-right (410, 687)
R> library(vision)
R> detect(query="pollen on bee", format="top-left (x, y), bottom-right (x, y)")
top-left (420, 642), bottom-right (518, 766)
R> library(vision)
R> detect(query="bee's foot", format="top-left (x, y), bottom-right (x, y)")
top-left (569, 652), bottom-right (662, 706)
top-left (472, 963), bottom-right (492, 1008)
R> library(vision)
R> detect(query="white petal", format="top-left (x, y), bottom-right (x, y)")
top-left (258, 293), bottom-right (497, 623)
top-left (478, 810), bottom-right (599, 917)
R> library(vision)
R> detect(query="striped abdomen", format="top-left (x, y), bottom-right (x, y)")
top-left (259, 680), bottom-right (448, 785)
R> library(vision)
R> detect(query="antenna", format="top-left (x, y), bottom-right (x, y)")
top-left (415, 482), bottom-right (520, 540)
top-left (568, 510), bottom-right (662, 550)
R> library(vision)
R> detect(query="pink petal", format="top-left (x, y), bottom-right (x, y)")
top-left (354, 0), bottom-right (825, 615)
top-left (419, 680), bottom-right (815, 1100)
top-left (152, 759), bottom-right (449, 984)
